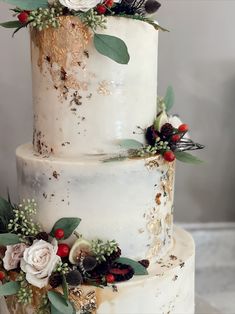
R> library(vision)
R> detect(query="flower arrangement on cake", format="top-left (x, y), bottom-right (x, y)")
top-left (0, 197), bottom-right (149, 313)
top-left (0, 0), bottom-right (165, 64)
top-left (105, 86), bottom-right (205, 164)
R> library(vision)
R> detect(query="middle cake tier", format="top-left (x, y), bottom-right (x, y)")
top-left (16, 143), bottom-right (175, 263)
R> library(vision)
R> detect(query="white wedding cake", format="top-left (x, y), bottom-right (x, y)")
top-left (0, 2), bottom-right (201, 314)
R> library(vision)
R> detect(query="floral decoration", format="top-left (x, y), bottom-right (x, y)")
top-left (0, 197), bottom-right (149, 313)
top-left (105, 86), bottom-right (204, 164)
top-left (0, 0), bottom-right (164, 64)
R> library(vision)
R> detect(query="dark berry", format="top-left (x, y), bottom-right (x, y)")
top-left (36, 232), bottom-right (49, 242)
top-left (57, 243), bottom-right (70, 257)
top-left (161, 123), bottom-right (174, 139)
top-left (49, 272), bottom-right (62, 288)
top-left (146, 126), bottom-right (158, 146)
top-left (144, 0), bottom-right (161, 14)
top-left (138, 259), bottom-right (150, 268)
top-left (163, 151), bottom-right (176, 162)
top-left (66, 270), bottom-right (83, 286)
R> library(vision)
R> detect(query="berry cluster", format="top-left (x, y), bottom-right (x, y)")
top-left (96, 0), bottom-right (115, 14)
top-left (145, 121), bottom-right (189, 162)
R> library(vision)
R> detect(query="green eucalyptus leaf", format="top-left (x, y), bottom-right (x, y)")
top-left (0, 20), bottom-right (23, 28)
top-left (0, 233), bottom-right (20, 245)
top-left (48, 291), bottom-right (74, 314)
top-left (175, 151), bottom-right (203, 164)
top-left (0, 197), bottom-right (14, 233)
top-left (164, 86), bottom-right (174, 112)
top-left (1, 0), bottom-right (48, 10)
top-left (50, 218), bottom-right (81, 239)
top-left (0, 282), bottom-right (20, 296)
top-left (116, 257), bottom-right (148, 275)
top-left (94, 33), bottom-right (130, 64)
top-left (119, 139), bottom-right (143, 150)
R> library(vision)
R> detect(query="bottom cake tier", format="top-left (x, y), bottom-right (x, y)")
top-left (1, 226), bottom-right (195, 314)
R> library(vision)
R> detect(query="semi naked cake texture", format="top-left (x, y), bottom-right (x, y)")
top-left (0, 4), bottom-right (199, 314)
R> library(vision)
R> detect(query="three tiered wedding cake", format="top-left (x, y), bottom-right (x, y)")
top-left (0, 1), bottom-right (203, 313)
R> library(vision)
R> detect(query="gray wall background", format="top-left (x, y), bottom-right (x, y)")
top-left (0, 1), bottom-right (234, 222)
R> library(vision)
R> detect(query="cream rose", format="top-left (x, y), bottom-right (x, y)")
top-left (20, 239), bottom-right (61, 289)
top-left (3, 243), bottom-right (26, 271)
top-left (59, 0), bottom-right (101, 11)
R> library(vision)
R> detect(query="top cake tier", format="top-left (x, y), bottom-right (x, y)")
top-left (31, 16), bottom-right (158, 157)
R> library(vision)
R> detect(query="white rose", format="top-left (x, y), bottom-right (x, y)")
top-left (59, 0), bottom-right (101, 11)
top-left (3, 243), bottom-right (26, 271)
top-left (20, 239), bottom-right (61, 289)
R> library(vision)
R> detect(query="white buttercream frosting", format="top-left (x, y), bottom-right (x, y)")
top-left (31, 16), bottom-right (158, 157)
top-left (16, 143), bottom-right (175, 263)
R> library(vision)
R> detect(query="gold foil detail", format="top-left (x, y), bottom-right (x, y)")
top-left (97, 80), bottom-right (111, 96)
top-left (31, 16), bottom-right (92, 97)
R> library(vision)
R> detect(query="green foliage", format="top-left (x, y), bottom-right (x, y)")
top-left (0, 20), bottom-right (23, 28)
top-left (116, 257), bottom-right (148, 275)
top-left (91, 239), bottom-right (118, 263)
top-left (0, 197), bottom-right (14, 233)
top-left (94, 33), bottom-right (130, 64)
top-left (79, 9), bottom-right (107, 31)
top-left (50, 217), bottom-right (81, 240)
top-left (48, 291), bottom-right (75, 314)
top-left (175, 151), bottom-right (203, 164)
top-left (0, 233), bottom-right (20, 245)
top-left (8, 199), bottom-right (41, 240)
top-left (118, 139), bottom-right (143, 150)
top-left (55, 261), bottom-right (69, 275)
top-left (1, 0), bottom-right (48, 10)
top-left (29, 4), bottom-right (63, 31)
top-left (164, 86), bottom-right (174, 112)
top-left (0, 281), bottom-right (20, 296)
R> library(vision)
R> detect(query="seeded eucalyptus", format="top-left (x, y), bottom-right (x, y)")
top-left (30, 3), bottom-right (64, 31)
top-left (8, 199), bottom-right (41, 241)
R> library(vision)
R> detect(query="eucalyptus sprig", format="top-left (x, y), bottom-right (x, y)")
top-left (16, 272), bottom-right (33, 305)
top-left (91, 239), bottom-right (119, 263)
top-left (8, 199), bottom-right (41, 241)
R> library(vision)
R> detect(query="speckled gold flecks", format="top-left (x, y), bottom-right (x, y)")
top-left (165, 213), bottom-right (173, 227)
top-left (147, 218), bottom-right (162, 236)
top-left (5, 285), bottom-right (49, 314)
top-left (31, 16), bottom-right (92, 97)
top-left (146, 238), bottom-right (162, 260)
top-left (31, 16), bottom-right (92, 71)
top-left (66, 287), bottom-right (97, 313)
top-left (97, 80), bottom-right (111, 96)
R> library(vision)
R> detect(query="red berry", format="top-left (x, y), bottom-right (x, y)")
top-left (18, 11), bottom-right (29, 24)
top-left (171, 134), bottom-right (181, 142)
top-left (104, 0), bottom-right (114, 7)
top-left (96, 4), bottom-right (107, 14)
top-left (54, 228), bottom-right (65, 240)
top-left (106, 274), bottom-right (115, 283)
top-left (163, 151), bottom-right (176, 162)
top-left (0, 271), bottom-right (5, 281)
top-left (57, 243), bottom-right (70, 257)
top-left (178, 124), bottom-right (189, 133)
